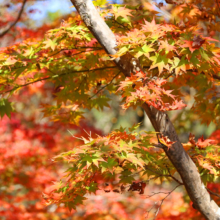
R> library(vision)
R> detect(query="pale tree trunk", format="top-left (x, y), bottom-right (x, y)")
top-left (69, 0), bottom-right (220, 219)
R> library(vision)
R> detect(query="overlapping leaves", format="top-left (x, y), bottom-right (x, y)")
top-left (44, 124), bottom-right (220, 210)
top-left (118, 71), bottom-right (186, 111)
top-left (43, 125), bottom-right (170, 210)
top-left (183, 133), bottom-right (220, 183)
top-left (1, 4), bottom-right (220, 124)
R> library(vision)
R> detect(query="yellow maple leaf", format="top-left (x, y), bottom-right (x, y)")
top-left (43, 38), bottom-right (57, 51)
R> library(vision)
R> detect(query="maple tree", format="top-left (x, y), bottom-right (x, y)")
top-left (1, 0), bottom-right (220, 219)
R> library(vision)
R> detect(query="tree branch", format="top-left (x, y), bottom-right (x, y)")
top-left (145, 165), bottom-right (183, 185)
top-left (0, 66), bottom-right (117, 95)
top-left (0, 0), bottom-right (27, 38)
top-left (70, 1), bottom-right (220, 219)
top-left (89, 71), bottom-right (121, 99)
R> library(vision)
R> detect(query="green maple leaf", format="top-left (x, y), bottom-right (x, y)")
top-left (90, 96), bottom-right (110, 110)
top-left (119, 140), bottom-right (130, 152)
top-left (100, 158), bottom-right (118, 173)
top-left (23, 47), bottom-right (35, 58)
top-left (0, 99), bottom-right (13, 119)
top-left (126, 153), bottom-right (145, 168)
top-left (119, 175), bottom-right (135, 184)
top-left (91, 152), bottom-right (105, 167)
top-left (170, 57), bottom-right (187, 75)
top-left (119, 169), bottom-right (134, 184)
top-left (149, 54), bottom-right (169, 74)
top-left (142, 44), bottom-right (155, 58)
top-left (81, 154), bottom-right (97, 168)
top-left (86, 182), bottom-right (98, 193)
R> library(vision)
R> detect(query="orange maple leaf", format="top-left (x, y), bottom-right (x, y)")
top-left (111, 6), bottom-right (133, 20)
top-left (142, 18), bottom-right (161, 33)
top-left (197, 156), bottom-right (216, 174)
top-left (158, 135), bottom-right (175, 149)
top-left (197, 135), bottom-right (214, 149)
top-left (159, 40), bottom-right (177, 53)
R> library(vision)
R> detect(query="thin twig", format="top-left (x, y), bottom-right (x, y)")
top-left (213, 73), bottom-right (220, 80)
top-left (207, 187), bottom-right (220, 199)
top-left (0, 0), bottom-right (27, 38)
top-left (145, 166), bottom-right (183, 185)
top-left (49, 47), bottom-right (103, 57)
top-left (1, 49), bottom-right (104, 74)
top-left (166, 166), bottom-right (183, 185)
top-left (89, 71), bottom-right (121, 99)
top-left (146, 191), bottom-right (171, 199)
top-left (153, 184), bottom-right (181, 220)
top-left (145, 204), bottom-right (156, 219)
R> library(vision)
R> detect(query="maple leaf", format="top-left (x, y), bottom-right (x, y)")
top-left (0, 99), bottom-right (13, 118)
top-left (100, 158), bottom-right (118, 173)
top-left (141, 44), bottom-right (155, 58)
top-left (160, 23), bottom-right (176, 32)
top-left (192, 36), bottom-right (205, 48)
top-left (187, 134), bottom-right (214, 149)
top-left (111, 46), bottom-right (129, 58)
top-left (23, 47), bottom-right (34, 58)
top-left (43, 38), bottom-right (57, 51)
top-left (118, 29), bottom-right (145, 45)
top-left (197, 156), bottom-right (216, 174)
top-left (111, 6), bottom-right (133, 20)
top-left (117, 76), bottom-right (134, 91)
top-left (181, 36), bottom-right (205, 53)
top-left (169, 99), bottom-right (186, 111)
top-left (126, 153), bottom-right (145, 168)
top-left (128, 181), bottom-right (146, 194)
top-left (149, 54), bottom-right (169, 74)
top-left (170, 57), bottom-right (187, 76)
top-left (159, 40), bottom-right (177, 53)
top-left (203, 36), bottom-right (219, 42)
top-left (162, 89), bottom-right (175, 99)
top-left (158, 135), bottom-right (175, 149)
top-left (4, 57), bottom-right (17, 65)
top-left (118, 140), bottom-right (131, 153)
top-left (197, 136), bottom-right (214, 149)
top-left (141, 18), bottom-right (163, 40)
top-left (181, 40), bottom-right (195, 53)
top-left (142, 18), bottom-right (160, 33)
top-left (189, 133), bottom-right (196, 145)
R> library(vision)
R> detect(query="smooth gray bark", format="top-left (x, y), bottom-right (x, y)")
top-left (70, 0), bottom-right (220, 219)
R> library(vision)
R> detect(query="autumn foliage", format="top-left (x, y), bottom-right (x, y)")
top-left (1, 0), bottom-right (220, 219)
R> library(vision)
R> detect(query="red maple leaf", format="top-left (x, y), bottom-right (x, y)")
top-left (197, 135), bottom-right (214, 149)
